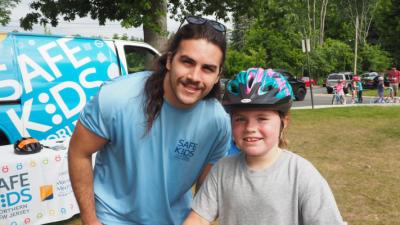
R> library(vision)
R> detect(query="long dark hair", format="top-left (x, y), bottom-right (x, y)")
top-left (143, 23), bottom-right (227, 133)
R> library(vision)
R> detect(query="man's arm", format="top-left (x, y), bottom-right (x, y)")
top-left (68, 121), bottom-right (108, 225)
top-left (195, 164), bottom-right (213, 194)
top-left (182, 210), bottom-right (210, 225)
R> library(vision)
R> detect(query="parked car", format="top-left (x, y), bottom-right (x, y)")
top-left (301, 76), bottom-right (316, 87)
top-left (325, 72), bottom-right (354, 94)
top-left (275, 69), bottom-right (307, 101)
top-left (361, 72), bottom-right (389, 88)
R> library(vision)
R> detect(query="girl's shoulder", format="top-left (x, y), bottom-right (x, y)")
top-left (280, 150), bottom-right (321, 175)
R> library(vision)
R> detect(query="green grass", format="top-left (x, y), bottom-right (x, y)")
top-left (362, 88), bottom-right (392, 97)
top-left (56, 106), bottom-right (400, 225)
top-left (288, 106), bottom-right (400, 225)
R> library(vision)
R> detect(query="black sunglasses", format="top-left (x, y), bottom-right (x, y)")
top-left (178, 16), bottom-right (226, 35)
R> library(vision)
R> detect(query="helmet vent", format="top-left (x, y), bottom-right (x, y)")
top-left (248, 76), bottom-right (255, 89)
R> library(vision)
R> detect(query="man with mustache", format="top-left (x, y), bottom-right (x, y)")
top-left (68, 16), bottom-right (231, 225)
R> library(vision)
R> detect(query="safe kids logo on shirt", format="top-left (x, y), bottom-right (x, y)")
top-left (174, 139), bottom-right (198, 161)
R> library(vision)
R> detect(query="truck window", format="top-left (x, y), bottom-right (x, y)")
top-left (124, 46), bottom-right (157, 74)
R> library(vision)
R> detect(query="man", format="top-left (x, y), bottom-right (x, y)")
top-left (68, 16), bottom-right (231, 225)
top-left (388, 64), bottom-right (400, 100)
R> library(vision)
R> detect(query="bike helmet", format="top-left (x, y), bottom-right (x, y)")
top-left (14, 137), bottom-right (43, 155)
top-left (222, 68), bottom-right (294, 113)
top-left (378, 76), bottom-right (384, 81)
top-left (353, 76), bottom-right (360, 82)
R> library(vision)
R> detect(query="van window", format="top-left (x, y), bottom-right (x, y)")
top-left (124, 46), bottom-right (157, 74)
top-left (328, 74), bottom-right (342, 80)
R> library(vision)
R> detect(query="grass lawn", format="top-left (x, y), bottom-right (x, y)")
top-left (362, 88), bottom-right (392, 97)
top-left (54, 106), bottom-right (400, 225)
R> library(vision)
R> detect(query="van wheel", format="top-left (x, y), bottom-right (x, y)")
top-left (295, 88), bottom-right (306, 101)
top-left (0, 131), bottom-right (10, 146)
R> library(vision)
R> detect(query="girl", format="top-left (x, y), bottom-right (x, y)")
top-left (183, 68), bottom-right (345, 225)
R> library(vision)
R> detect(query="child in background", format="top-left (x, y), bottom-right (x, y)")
top-left (335, 79), bottom-right (346, 104)
top-left (351, 77), bottom-right (357, 104)
top-left (376, 76), bottom-right (385, 103)
top-left (355, 76), bottom-right (363, 103)
top-left (183, 68), bottom-right (345, 225)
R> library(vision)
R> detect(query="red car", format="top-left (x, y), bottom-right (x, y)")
top-left (301, 76), bottom-right (316, 87)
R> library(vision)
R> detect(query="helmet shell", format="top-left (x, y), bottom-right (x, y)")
top-left (222, 68), bottom-right (294, 113)
top-left (14, 137), bottom-right (43, 155)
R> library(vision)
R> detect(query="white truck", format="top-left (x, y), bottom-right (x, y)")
top-left (0, 32), bottom-right (160, 145)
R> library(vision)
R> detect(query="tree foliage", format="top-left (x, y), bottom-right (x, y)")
top-left (0, 0), bottom-right (20, 25)
top-left (372, 0), bottom-right (400, 65)
top-left (18, 0), bottom-right (256, 50)
top-left (359, 44), bottom-right (391, 71)
top-left (225, 0), bottom-right (397, 81)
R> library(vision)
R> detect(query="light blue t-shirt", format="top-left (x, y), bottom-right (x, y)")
top-left (79, 71), bottom-right (231, 225)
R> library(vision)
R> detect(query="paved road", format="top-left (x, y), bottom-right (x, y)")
top-left (292, 86), bottom-right (381, 108)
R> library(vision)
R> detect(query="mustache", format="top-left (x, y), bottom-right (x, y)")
top-left (181, 78), bottom-right (204, 89)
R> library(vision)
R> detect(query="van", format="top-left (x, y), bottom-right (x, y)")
top-left (325, 72), bottom-right (354, 94)
top-left (0, 32), bottom-right (160, 145)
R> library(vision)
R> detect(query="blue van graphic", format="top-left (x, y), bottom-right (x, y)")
top-left (0, 32), bottom-right (159, 145)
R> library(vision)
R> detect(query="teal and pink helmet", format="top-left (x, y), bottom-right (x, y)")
top-left (222, 68), bottom-right (294, 113)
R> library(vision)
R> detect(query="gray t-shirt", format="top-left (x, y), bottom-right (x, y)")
top-left (192, 150), bottom-right (345, 225)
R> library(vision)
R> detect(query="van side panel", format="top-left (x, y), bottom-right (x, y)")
top-left (0, 33), bottom-right (22, 144)
top-left (1, 34), bottom-right (121, 143)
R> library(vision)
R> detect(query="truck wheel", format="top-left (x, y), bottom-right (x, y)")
top-left (0, 131), bottom-right (10, 146)
top-left (295, 88), bottom-right (306, 101)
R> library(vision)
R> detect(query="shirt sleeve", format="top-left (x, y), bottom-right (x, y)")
top-left (206, 113), bottom-right (232, 164)
top-left (79, 88), bottom-right (110, 140)
top-left (299, 161), bottom-right (346, 225)
top-left (191, 164), bottom-right (220, 222)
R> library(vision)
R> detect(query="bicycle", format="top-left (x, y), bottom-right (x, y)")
top-left (383, 87), bottom-right (395, 103)
top-left (331, 88), bottom-right (346, 105)
top-left (371, 86), bottom-right (395, 103)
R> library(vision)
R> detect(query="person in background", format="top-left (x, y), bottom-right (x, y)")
top-left (387, 64), bottom-right (400, 103)
top-left (183, 68), bottom-right (346, 225)
top-left (351, 77), bottom-right (357, 104)
top-left (355, 76), bottom-right (363, 103)
top-left (68, 16), bottom-right (231, 225)
top-left (375, 76), bottom-right (385, 103)
top-left (335, 79), bottom-right (346, 104)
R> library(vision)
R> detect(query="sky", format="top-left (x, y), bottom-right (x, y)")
top-left (0, 0), bottom-right (190, 39)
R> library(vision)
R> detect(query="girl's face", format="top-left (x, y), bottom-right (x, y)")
top-left (231, 108), bottom-right (285, 157)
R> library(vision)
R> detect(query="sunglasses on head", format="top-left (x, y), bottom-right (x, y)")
top-left (178, 16), bottom-right (226, 35)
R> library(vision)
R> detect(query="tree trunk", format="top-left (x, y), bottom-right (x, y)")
top-left (354, 15), bottom-right (359, 75)
top-left (143, 0), bottom-right (168, 51)
top-left (319, 0), bottom-right (328, 46)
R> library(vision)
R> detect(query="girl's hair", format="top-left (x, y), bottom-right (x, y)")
top-left (278, 111), bottom-right (290, 148)
top-left (143, 23), bottom-right (227, 134)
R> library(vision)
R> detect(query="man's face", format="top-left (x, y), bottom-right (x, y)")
top-left (163, 39), bottom-right (223, 108)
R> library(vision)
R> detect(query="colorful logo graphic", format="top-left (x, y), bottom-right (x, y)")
top-left (40, 185), bottom-right (53, 201)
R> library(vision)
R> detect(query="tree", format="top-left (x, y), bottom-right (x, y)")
top-left (19, 0), bottom-right (256, 50)
top-left (0, 0), bottom-right (20, 25)
top-left (344, 0), bottom-right (379, 46)
top-left (372, 0), bottom-right (400, 65)
top-left (359, 44), bottom-right (391, 72)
